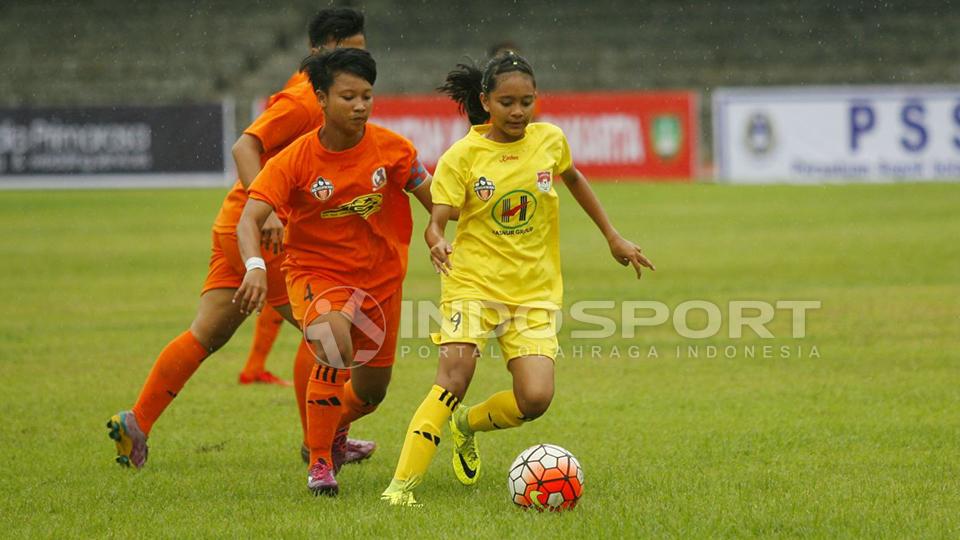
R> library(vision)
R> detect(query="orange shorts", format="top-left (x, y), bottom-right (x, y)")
top-left (201, 231), bottom-right (289, 307)
top-left (286, 270), bottom-right (401, 368)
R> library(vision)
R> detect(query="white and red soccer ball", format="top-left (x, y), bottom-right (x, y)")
top-left (507, 444), bottom-right (583, 511)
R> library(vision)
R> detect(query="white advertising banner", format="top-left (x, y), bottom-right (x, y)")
top-left (713, 86), bottom-right (960, 183)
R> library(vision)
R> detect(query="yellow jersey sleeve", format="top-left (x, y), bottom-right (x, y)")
top-left (430, 154), bottom-right (468, 208)
top-left (557, 131), bottom-right (573, 174)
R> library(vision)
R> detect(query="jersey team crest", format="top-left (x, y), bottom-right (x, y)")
top-left (536, 171), bottom-right (552, 193)
top-left (474, 176), bottom-right (496, 201)
top-left (310, 176), bottom-right (334, 201)
top-left (371, 166), bottom-right (387, 191)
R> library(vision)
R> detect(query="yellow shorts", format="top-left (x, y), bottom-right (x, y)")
top-left (431, 300), bottom-right (559, 361)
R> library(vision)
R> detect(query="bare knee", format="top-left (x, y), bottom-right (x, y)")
top-left (353, 380), bottom-right (389, 405)
top-left (192, 290), bottom-right (245, 352)
top-left (515, 387), bottom-right (553, 420)
top-left (434, 368), bottom-right (471, 400)
top-left (346, 366), bottom-right (392, 405)
top-left (189, 320), bottom-right (236, 353)
top-left (434, 344), bottom-right (477, 400)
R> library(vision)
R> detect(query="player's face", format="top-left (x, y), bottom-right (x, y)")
top-left (481, 72), bottom-right (536, 142)
top-left (313, 33), bottom-right (366, 53)
top-left (318, 71), bottom-right (373, 136)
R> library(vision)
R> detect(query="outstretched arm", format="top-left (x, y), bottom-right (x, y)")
top-left (559, 166), bottom-right (655, 278)
top-left (425, 203), bottom-right (456, 274)
top-left (233, 198), bottom-right (275, 314)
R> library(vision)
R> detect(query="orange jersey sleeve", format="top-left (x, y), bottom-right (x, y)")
top-left (247, 144), bottom-right (303, 214)
top-left (248, 124), bottom-right (422, 301)
top-left (283, 70), bottom-right (309, 90)
top-left (245, 81), bottom-right (323, 166)
top-left (212, 81), bottom-right (323, 234)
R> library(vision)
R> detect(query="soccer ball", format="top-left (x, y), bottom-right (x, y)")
top-left (507, 444), bottom-right (583, 511)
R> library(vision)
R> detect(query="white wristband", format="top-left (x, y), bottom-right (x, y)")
top-left (244, 257), bottom-right (266, 272)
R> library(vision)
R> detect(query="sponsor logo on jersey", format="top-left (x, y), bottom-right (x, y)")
top-left (371, 166), bottom-right (387, 191)
top-left (321, 193), bottom-right (383, 220)
top-left (536, 170), bottom-right (552, 193)
top-left (491, 189), bottom-right (537, 230)
top-left (310, 176), bottom-right (334, 201)
top-left (474, 176), bottom-right (496, 201)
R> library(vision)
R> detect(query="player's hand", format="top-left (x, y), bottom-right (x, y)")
top-left (261, 212), bottom-right (285, 255)
top-left (233, 269), bottom-right (268, 315)
top-left (429, 239), bottom-right (454, 275)
top-left (609, 235), bottom-right (655, 279)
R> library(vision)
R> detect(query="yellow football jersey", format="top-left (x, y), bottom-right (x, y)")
top-left (431, 122), bottom-right (573, 309)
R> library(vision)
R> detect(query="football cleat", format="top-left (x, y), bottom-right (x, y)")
top-left (331, 426), bottom-right (376, 472)
top-left (106, 410), bottom-right (149, 469)
top-left (301, 434), bottom-right (376, 469)
top-left (449, 406), bottom-right (481, 485)
top-left (380, 479), bottom-right (422, 507)
top-left (307, 458), bottom-right (338, 496)
top-left (238, 370), bottom-right (293, 387)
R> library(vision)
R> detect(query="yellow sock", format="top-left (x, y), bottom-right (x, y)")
top-left (465, 390), bottom-right (525, 433)
top-left (391, 385), bottom-right (460, 487)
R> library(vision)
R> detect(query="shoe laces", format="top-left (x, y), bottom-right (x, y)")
top-left (309, 458), bottom-right (333, 480)
top-left (332, 428), bottom-right (348, 456)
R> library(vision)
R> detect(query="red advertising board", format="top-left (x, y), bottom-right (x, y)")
top-left (370, 91), bottom-right (698, 181)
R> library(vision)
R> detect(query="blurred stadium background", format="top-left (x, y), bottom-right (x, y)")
top-left (4, 0), bottom-right (960, 176)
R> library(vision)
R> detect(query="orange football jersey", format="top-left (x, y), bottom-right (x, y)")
top-left (248, 123), bottom-right (428, 300)
top-left (212, 80), bottom-right (323, 233)
top-left (283, 70), bottom-right (309, 90)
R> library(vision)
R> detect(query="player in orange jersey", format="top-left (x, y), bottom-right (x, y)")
top-left (236, 48), bottom-right (437, 496)
top-left (239, 7), bottom-right (367, 387)
top-left (106, 9), bottom-right (375, 470)
top-left (241, 8), bottom-right (367, 387)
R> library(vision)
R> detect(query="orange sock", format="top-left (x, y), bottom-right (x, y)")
top-left (131, 330), bottom-right (209, 435)
top-left (293, 340), bottom-right (315, 445)
top-left (241, 304), bottom-right (283, 376)
top-left (306, 365), bottom-right (345, 465)
top-left (337, 380), bottom-right (377, 429)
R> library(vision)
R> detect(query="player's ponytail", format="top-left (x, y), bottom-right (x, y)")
top-left (439, 51), bottom-right (537, 126)
top-left (438, 62), bottom-right (488, 125)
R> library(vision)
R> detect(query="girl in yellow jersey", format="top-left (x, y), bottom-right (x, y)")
top-left (381, 52), bottom-right (655, 506)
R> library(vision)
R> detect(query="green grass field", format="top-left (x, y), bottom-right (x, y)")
top-left (1, 182), bottom-right (958, 538)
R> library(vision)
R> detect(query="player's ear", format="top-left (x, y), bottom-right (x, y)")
top-left (480, 92), bottom-right (490, 113)
top-left (316, 90), bottom-right (328, 109)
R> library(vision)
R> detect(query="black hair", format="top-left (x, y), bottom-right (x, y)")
top-left (437, 51), bottom-right (536, 125)
top-left (300, 48), bottom-right (377, 94)
top-left (487, 40), bottom-right (520, 59)
top-left (307, 7), bottom-right (365, 47)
